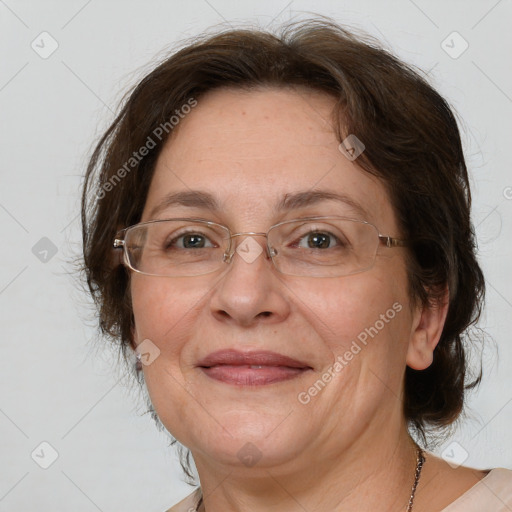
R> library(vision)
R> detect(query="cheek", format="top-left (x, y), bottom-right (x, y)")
top-left (130, 277), bottom-right (204, 435)
top-left (293, 277), bottom-right (411, 425)
top-left (131, 278), bottom-right (171, 342)
top-left (130, 276), bottom-right (205, 357)
top-left (294, 276), bottom-right (395, 338)
top-left (290, 264), bottom-right (411, 374)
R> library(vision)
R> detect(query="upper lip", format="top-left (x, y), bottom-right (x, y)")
top-left (197, 349), bottom-right (311, 369)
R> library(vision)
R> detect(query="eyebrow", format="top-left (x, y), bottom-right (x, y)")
top-left (149, 190), bottom-right (219, 218)
top-left (149, 189), bottom-right (369, 219)
top-left (278, 190), bottom-right (369, 218)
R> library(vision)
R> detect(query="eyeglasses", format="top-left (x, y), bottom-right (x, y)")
top-left (113, 217), bottom-right (406, 278)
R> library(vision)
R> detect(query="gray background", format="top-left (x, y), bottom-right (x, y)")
top-left (1, 0), bottom-right (511, 510)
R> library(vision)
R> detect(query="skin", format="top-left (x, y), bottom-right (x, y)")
top-left (129, 87), bottom-right (487, 511)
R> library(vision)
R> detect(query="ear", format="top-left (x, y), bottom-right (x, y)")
top-left (406, 287), bottom-right (449, 370)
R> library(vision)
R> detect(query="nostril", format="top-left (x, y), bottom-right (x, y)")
top-left (259, 311), bottom-right (272, 318)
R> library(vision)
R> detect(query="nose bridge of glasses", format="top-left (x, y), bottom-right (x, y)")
top-left (223, 231), bottom-right (273, 264)
top-left (230, 231), bottom-right (268, 239)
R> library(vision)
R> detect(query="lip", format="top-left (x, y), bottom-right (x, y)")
top-left (197, 349), bottom-right (313, 386)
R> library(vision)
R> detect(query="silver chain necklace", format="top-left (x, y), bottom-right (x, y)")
top-left (196, 446), bottom-right (425, 512)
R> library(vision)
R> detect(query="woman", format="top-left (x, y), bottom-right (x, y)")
top-left (81, 19), bottom-right (512, 511)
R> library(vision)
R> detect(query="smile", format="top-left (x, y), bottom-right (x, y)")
top-left (199, 365), bottom-right (312, 385)
top-left (197, 349), bottom-right (313, 386)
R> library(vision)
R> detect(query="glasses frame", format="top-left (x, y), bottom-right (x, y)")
top-left (113, 216), bottom-right (407, 278)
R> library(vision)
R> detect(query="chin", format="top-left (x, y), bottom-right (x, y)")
top-left (163, 407), bottom-right (314, 470)
top-left (195, 432), bottom-right (308, 471)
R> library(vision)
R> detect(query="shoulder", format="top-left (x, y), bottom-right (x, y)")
top-left (163, 465), bottom-right (512, 511)
top-left (441, 468), bottom-right (512, 511)
top-left (164, 488), bottom-right (201, 512)
top-left (418, 452), bottom-right (512, 511)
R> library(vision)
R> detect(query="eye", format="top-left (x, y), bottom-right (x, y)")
top-left (296, 231), bottom-right (340, 249)
top-left (166, 232), bottom-right (216, 249)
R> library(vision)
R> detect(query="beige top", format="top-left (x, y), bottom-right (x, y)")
top-left (166, 468), bottom-right (512, 511)
top-left (440, 468), bottom-right (512, 511)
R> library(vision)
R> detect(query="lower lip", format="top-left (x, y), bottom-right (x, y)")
top-left (200, 365), bottom-right (310, 385)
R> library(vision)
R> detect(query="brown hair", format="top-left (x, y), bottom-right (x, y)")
top-left (81, 18), bottom-right (485, 466)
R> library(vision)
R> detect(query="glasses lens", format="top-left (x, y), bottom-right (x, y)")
top-left (124, 220), bottom-right (229, 276)
top-left (268, 218), bottom-right (379, 277)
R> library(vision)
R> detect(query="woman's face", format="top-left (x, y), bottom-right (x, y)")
top-left (131, 87), bottom-right (419, 471)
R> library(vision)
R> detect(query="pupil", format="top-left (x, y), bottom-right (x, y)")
top-left (308, 233), bottom-right (330, 249)
top-left (183, 234), bottom-right (205, 248)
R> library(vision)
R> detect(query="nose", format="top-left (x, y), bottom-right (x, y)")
top-left (210, 235), bottom-right (290, 328)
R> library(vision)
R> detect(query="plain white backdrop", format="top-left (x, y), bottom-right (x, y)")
top-left (1, 1), bottom-right (511, 510)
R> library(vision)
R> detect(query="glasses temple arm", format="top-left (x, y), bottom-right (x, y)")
top-left (378, 235), bottom-right (407, 248)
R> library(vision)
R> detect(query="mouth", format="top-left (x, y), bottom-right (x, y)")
top-left (197, 349), bottom-right (313, 386)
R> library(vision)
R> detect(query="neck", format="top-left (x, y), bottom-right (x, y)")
top-left (193, 423), bottom-right (420, 512)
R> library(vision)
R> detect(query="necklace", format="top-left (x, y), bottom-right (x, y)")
top-left (196, 445), bottom-right (425, 512)
top-left (407, 446), bottom-right (425, 512)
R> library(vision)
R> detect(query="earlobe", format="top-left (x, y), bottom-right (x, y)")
top-left (406, 330), bottom-right (434, 370)
top-left (406, 288), bottom-right (449, 371)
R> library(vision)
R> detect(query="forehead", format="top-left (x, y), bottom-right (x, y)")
top-left (143, 87), bottom-right (397, 232)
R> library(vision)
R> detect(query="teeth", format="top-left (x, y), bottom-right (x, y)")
top-left (250, 365), bottom-right (264, 369)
